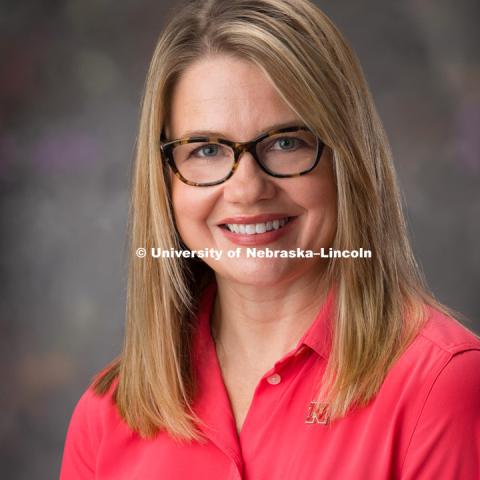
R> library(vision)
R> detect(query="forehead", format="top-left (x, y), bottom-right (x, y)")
top-left (167, 55), bottom-right (301, 140)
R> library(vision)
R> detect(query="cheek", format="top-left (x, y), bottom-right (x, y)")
top-left (291, 164), bottom-right (337, 241)
top-left (314, 177), bottom-right (337, 238)
top-left (306, 188), bottom-right (337, 242)
top-left (171, 179), bottom-right (217, 242)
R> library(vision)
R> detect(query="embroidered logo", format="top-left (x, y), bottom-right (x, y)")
top-left (305, 401), bottom-right (329, 424)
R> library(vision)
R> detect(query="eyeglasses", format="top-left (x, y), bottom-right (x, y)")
top-left (160, 125), bottom-right (325, 187)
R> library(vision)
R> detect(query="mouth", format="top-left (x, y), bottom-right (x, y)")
top-left (220, 216), bottom-right (294, 235)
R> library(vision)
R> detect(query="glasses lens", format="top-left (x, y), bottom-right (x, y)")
top-left (256, 129), bottom-right (319, 175)
top-left (172, 142), bottom-right (234, 184)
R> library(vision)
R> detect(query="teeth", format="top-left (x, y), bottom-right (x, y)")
top-left (256, 223), bottom-right (266, 234)
top-left (225, 217), bottom-right (290, 235)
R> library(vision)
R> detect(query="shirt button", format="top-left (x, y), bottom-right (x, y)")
top-left (266, 373), bottom-right (281, 385)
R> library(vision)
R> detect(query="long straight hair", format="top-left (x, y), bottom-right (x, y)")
top-left (93, 0), bottom-right (477, 441)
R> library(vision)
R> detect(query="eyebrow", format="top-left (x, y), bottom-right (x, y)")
top-left (176, 121), bottom-right (306, 139)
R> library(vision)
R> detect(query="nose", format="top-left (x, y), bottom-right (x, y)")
top-left (223, 150), bottom-right (276, 204)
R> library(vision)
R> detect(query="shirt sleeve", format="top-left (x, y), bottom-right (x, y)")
top-left (59, 388), bottom-right (97, 480)
top-left (400, 349), bottom-right (480, 479)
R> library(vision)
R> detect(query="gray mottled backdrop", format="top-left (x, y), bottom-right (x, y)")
top-left (1, 0), bottom-right (479, 478)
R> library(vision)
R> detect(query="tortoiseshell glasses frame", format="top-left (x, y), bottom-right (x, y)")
top-left (159, 125), bottom-right (325, 187)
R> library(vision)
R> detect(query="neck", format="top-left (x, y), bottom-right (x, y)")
top-left (210, 271), bottom-right (329, 371)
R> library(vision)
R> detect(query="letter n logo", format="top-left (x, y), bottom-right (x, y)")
top-left (305, 401), bottom-right (329, 424)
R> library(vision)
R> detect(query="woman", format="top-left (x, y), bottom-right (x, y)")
top-left (60, 0), bottom-right (480, 478)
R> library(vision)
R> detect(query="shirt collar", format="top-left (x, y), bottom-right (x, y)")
top-left (295, 284), bottom-right (335, 359)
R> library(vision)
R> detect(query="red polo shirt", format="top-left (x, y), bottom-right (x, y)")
top-left (60, 282), bottom-right (480, 479)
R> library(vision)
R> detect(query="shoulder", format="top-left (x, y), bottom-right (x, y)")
top-left (60, 375), bottom-right (120, 479)
top-left (77, 375), bottom-right (119, 415)
top-left (398, 311), bottom-right (480, 478)
top-left (66, 370), bottom-right (122, 450)
top-left (419, 348), bottom-right (480, 407)
top-left (383, 305), bottom-right (480, 424)
top-left (412, 305), bottom-right (480, 410)
top-left (417, 304), bottom-right (480, 355)
top-left (396, 304), bottom-right (480, 398)
top-left (395, 304), bottom-right (480, 383)
top-left (405, 347), bottom-right (480, 449)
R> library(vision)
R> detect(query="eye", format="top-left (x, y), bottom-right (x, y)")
top-left (276, 138), bottom-right (297, 150)
top-left (191, 143), bottom-right (220, 157)
top-left (271, 137), bottom-right (306, 151)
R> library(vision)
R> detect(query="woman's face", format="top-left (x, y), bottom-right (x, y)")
top-left (167, 54), bottom-right (337, 287)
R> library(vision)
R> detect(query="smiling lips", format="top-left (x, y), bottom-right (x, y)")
top-left (218, 214), bottom-right (296, 246)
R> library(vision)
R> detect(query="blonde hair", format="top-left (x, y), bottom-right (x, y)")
top-left (93, 0), bottom-right (476, 441)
